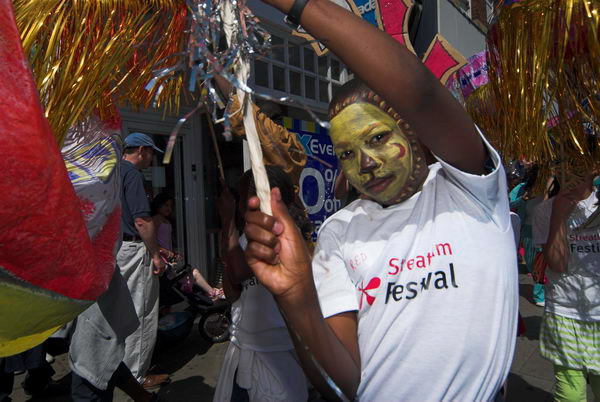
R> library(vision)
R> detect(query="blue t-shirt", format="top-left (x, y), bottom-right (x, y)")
top-left (120, 160), bottom-right (151, 236)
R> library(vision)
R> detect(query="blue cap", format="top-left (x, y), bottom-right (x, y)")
top-left (124, 132), bottom-right (164, 153)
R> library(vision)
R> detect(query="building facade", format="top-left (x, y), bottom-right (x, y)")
top-left (119, 0), bottom-right (494, 281)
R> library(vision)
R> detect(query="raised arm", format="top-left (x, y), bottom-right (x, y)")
top-left (543, 173), bottom-right (596, 273)
top-left (542, 199), bottom-right (571, 273)
top-left (260, 0), bottom-right (485, 173)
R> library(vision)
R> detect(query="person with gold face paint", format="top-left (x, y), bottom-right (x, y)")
top-left (328, 83), bottom-right (430, 206)
top-left (242, 0), bottom-right (518, 400)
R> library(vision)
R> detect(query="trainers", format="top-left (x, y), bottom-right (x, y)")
top-left (535, 301), bottom-right (545, 307)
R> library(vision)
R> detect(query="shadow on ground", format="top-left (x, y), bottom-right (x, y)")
top-left (157, 376), bottom-right (215, 401)
top-left (507, 373), bottom-right (553, 402)
top-left (151, 319), bottom-right (216, 375)
top-left (523, 315), bottom-right (543, 341)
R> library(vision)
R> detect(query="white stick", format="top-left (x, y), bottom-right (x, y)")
top-left (236, 65), bottom-right (272, 215)
top-left (221, 1), bottom-right (272, 215)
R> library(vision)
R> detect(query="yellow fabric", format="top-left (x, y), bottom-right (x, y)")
top-left (0, 280), bottom-right (90, 357)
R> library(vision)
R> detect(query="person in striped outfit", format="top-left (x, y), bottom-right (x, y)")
top-left (534, 171), bottom-right (600, 401)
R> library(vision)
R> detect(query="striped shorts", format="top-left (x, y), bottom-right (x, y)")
top-left (540, 312), bottom-right (600, 375)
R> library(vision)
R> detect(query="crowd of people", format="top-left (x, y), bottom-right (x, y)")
top-left (1, 0), bottom-right (598, 400)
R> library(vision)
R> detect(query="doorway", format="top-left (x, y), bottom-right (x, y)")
top-left (120, 108), bottom-right (208, 276)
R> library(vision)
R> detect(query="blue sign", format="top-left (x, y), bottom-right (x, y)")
top-left (284, 118), bottom-right (342, 241)
top-left (353, 0), bottom-right (381, 29)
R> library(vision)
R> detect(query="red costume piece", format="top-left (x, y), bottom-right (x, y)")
top-left (0, 0), bottom-right (112, 301)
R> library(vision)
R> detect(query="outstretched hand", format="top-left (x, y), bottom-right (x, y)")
top-left (244, 188), bottom-right (313, 299)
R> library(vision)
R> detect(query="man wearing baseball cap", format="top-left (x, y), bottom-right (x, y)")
top-left (118, 132), bottom-right (169, 389)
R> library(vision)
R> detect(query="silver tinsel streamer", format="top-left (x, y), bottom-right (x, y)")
top-left (146, 0), bottom-right (349, 399)
top-left (147, 0), bottom-right (329, 163)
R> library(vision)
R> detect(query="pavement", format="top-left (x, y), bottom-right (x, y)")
top-left (8, 273), bottom-right (596, 402)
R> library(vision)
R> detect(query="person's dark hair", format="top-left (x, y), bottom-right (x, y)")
top-left (123, 146), bottom-right (151, 155)
top-left (151, 193), bottom-right (174, 216)
top-left (240, 166), bottom-right (313, 240)
top-left (523, 164), bottom-right (539, 193)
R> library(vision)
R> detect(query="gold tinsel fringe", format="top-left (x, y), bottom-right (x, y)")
top-left (14, 0), bottom-right (188, 145)
top-left (467, 0), bottom-right (599, 188)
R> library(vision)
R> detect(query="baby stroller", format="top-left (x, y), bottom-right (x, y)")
top-left (159, 262), bottom-right (231, 344)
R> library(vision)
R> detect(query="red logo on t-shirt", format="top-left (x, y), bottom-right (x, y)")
top-left (358, 277), bottom-right (381, 309)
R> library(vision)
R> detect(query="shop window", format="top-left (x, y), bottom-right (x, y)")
top-left (319, 80), bottom-right (329, 103)
top-left (458, 0), bottom-right (471, 17)
top-left (332, 83), bottom-right (342, 99)
top-left (290, 70), bottom-right (302, 96)
top-left (318, 57), bottom-right (328, 77)
top-left (303, 48), bottom-right (315, 73)
top-left (252, 31), bottom-right (349, 108)
top-left (288, 43), bottom-right (301, 67)
top-left (254, 59), bottom-right (269, 88)
top-left (455, 0), bottom-right (471, 18)
top-left (305, 76), bottom-right (316, 99)
top-left (331, 59), bottom-right (341, 81)
top-left (271, 35), bottom-right (285, 62)
top-left (273, 65), bottom-right (286, 92)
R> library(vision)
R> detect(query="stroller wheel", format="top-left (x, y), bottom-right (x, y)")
top-left (199, 312), bottom-right (230, 343)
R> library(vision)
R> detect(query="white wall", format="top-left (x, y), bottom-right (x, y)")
top-left (437, 0), bottom-right (485, 59)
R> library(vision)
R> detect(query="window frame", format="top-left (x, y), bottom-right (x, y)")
top-left (250, 26), bottom-right (349, 112)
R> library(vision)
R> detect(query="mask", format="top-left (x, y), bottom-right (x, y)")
top-left (330, 103), bottom-right (426, 205)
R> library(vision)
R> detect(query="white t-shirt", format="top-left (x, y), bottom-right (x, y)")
top-left (532, 193), bottom-right (600, 321)
top-left (230, 235), bottom-right (294, 352)
top-left (312, 134), bottom-right (518, 401)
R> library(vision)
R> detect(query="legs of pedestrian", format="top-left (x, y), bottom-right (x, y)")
top-left (589, 373), bottom-right (600, 401)
top-left (114, 363), bottom-right (158, 402)
top-left (71, 370), bottom-right (115, 402)
top-left (553, 365), bottom-right (587, 402)
top-left (0, 359), bottom-right (14, 402)
top-left (118, 243), bottom-right (166, 387)
top-left (533, 282), bottom-right (545, 306)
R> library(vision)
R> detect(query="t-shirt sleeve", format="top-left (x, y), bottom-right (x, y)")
top-left (124, 169), bottom-right (151, 220)
top-left (510, 212), bottom-right (521, 246)
top-left (311, 226), bottom-right (358, 318)
top-left (533, 199), bottom-right (553, 246)
top-left (433, 126), bottom-right (509, 229)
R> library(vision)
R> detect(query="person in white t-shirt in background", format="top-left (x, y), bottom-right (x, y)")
top-left (213, 166), bottom-right (311, 402)
top-left (532, 171), bottom-right (600, 401)
top-left (241, 0), bottom-right (518, 399)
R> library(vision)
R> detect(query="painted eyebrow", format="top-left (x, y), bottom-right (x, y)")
top-left (359, 122), bottom-right (383, 138)
top-left (334, 122), bottom-right (389, 152)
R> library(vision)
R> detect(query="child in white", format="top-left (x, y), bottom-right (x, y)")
top-left (312, 132), bottom-right (518, 400)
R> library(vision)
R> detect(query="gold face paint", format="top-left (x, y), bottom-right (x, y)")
top-left (330, 103), bottom-right (416, 205)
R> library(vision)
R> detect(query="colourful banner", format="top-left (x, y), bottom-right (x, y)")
top-left (284, 117), bottom-right (342, 241)
top-left (445, 51), bottom-right (489, 101)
